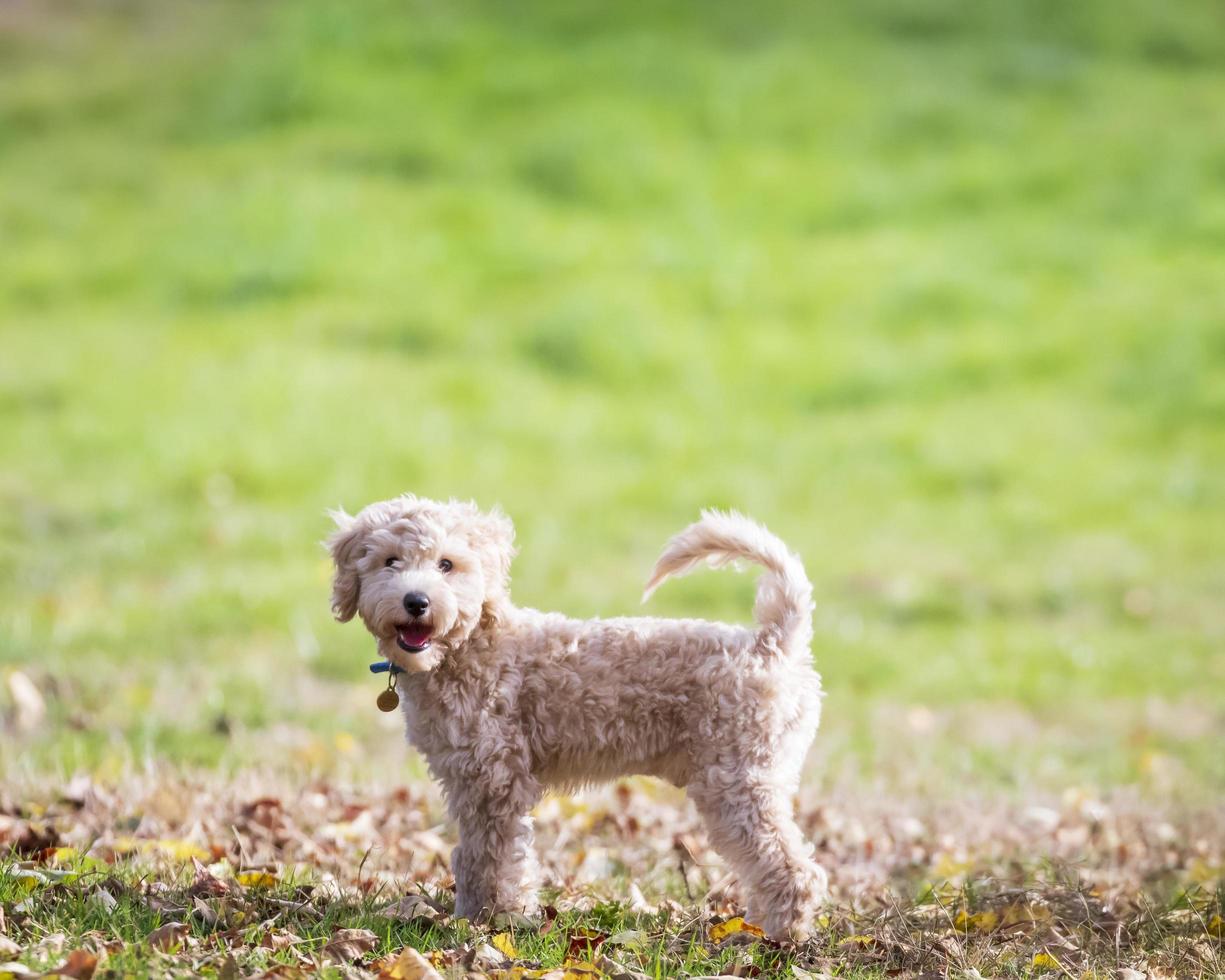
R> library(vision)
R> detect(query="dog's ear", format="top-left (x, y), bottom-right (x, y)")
top-left (468, 505), bottom-right (516, 604)
top-left (326, 509), bottom-right (365, 623)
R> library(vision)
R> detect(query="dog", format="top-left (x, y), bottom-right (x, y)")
top-left (327, 494), bottom-right (827, 940)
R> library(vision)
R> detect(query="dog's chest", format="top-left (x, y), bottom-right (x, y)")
top-left (399, 668), bottom-right (518, 760)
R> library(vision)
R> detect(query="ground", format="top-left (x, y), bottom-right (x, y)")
top-left (1, 0), bottom-right (1224, 976)
top-left (2, 775), bottom-right (1222, 978)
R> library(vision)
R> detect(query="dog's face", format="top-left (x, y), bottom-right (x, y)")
top-left (327, 495), bottom-right (515, 672)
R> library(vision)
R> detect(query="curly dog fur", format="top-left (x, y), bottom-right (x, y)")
top-left (327, 494), bottom-right (827, 939)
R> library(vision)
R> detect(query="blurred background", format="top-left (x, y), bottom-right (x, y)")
top-left (1, 0), bottom-right (1222, 798)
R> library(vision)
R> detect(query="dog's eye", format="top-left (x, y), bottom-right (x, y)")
top-left (438, 558), bottom-right (453, 573)
top-left (385, 556), bottom-right (399, 568)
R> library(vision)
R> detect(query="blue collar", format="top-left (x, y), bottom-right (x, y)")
top-left (369, 661), bottom-right (405, 676)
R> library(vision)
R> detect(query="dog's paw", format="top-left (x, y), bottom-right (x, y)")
top-left (752, 865), bottom-right (828, 942)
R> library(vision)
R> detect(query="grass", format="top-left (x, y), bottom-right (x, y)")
top-left (1, 0), bottom-right (1224, 974)
top-left (2, 0), bottom-right (1222, 793)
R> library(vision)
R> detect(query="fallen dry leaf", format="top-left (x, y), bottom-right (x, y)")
top-left (109, 837), bottom-right (210, 863)
top-left (565, 928), bottom-right (608, 959)
top-left (187, 859), bottom-right (230, 898)
top-left (145, 922), bottom-right (189, 952)
top-left (321, 927), bottom-right (378, 964)
top-left (470, 942), bottom-right (509, 972)
top-left (237, 869), bottom-right (277, 888)
top-left (46, 949), bottom-right (99, 980)
top-left (954, 908), bottom-right (999, 932)
top-left (492, 909), bottom-right (537, 930)
top-left (381, 893), bottom-right (447, 925)
top-left (708, 916), bottom-right (765, 944)
top-left (790, 968), bottom-right (834, 980)
top-left (603, 930), bottom-right (646, 948)
top-left (597, 955), bottom-right (648, 980)
top-left (191, 896), bottom-right (220, 927)
top-left (557, 962), bottom-right (605, 979)
top-left (88, 887), bottom-right (117, 915)
top-left (259, 929), bottom-right (305, 952)
top-left (252, 967), bottom-right (310, 980)
top-left (375, 946), bottom-right (443, 980)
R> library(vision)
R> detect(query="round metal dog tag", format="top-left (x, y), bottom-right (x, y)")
top-left (376, 688), bottom-right (400, 712)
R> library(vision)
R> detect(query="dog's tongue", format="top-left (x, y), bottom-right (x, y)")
top-left (397, 623), bottom-right (433, 648)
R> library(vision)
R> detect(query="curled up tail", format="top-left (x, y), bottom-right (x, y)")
top-left (642, 510), bottom-right (814, 657)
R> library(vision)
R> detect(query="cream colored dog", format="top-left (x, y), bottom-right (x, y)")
top-left (328, 494), bottom-right (827, 939)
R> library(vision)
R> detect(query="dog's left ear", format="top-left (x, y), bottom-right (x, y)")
top-left (471, 506), bottom-right (516, 597)
top-left (326, 509), bottom-right (365, 622)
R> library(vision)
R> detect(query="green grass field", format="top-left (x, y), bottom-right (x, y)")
top-left (3, 0), bottom-right (1223, 791)
top-left (2, 1), bottom-right (1224, 975)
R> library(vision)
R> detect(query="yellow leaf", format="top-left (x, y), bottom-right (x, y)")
top-left (160, 840), bottom-right (211, 861)
top-left (561, 962), bottom-right (604, 979)
top-left (117, 839), bottom-right (210, 862)
top-left (838, 935), bottom-right (875, 946)
top-left (237, 870), bottom-right (278, 888)
top-left (1207, 913), bottom-right (1224, 937)
top-left (1001, 902), bottom-right (1052, 927)
top-left (491, 932), bottom-right (519, 960)
top-left (1031, 952), bottom-right (1061, 971)
top-left (377, 946), bottom-right (443, 980)
top-left (954, 909), bottom-right (999, 932)
top-left (334, 732), bottom-right (358, 754)
top-left (708, 916), bottom-right (766, 943)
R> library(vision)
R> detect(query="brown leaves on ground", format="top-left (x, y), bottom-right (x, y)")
top-left (145, 921), bottom-right (189, 952)
top-left (47, 949), bottom-right (98, 979)
top-left (381, 892), bottom-right (450, 926)
top-left (321, 928), bottom-right (380, 964)
top-left (0, 773), bottom-right (1222, 978)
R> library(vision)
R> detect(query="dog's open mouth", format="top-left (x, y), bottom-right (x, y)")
top-left (395, 623), bottom-right (433, 653)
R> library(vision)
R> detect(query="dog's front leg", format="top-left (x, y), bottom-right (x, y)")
top-left (447, 778), bottom-right (541, 921)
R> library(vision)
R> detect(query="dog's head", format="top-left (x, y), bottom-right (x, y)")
top-left (326, 494), bottom-right (515, 672)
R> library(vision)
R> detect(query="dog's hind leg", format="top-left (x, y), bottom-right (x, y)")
top-left (689, 777), bottom-right (827, 941)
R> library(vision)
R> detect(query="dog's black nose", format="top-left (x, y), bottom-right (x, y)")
top-left (403, 592), bottom-right (430, 617)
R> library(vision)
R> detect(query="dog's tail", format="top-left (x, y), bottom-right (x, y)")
top-left (642, 510), bottom-right (813, 658)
